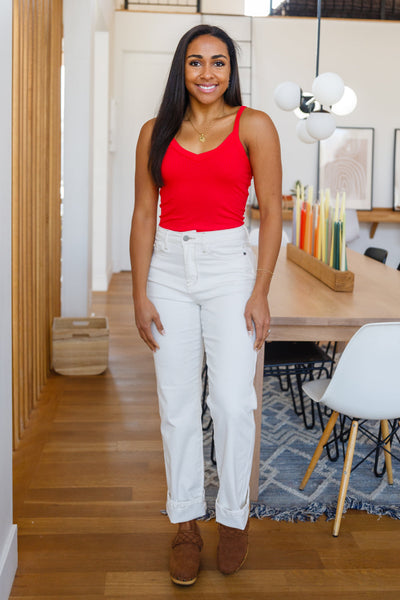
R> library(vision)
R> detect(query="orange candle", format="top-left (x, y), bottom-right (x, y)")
top-left (313, 208), bottom-right (320, 258)
top-left (304, 202), bottom-right (313, 254)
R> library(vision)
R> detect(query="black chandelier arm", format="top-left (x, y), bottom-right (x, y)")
top-left (299, 92), bottom-right (316, 114)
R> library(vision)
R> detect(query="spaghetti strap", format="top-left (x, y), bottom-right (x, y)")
top-left (233, 106), bottom-right (246, 134)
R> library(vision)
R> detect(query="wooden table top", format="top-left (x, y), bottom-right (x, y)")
top-left (267, 247), bottom-right (400, 340)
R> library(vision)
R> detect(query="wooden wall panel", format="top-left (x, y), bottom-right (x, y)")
top-left (12, 0), bottom-right (63, 447)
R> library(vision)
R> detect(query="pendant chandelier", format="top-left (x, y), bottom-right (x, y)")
top-left (273, 0), bottom-right (357, 143)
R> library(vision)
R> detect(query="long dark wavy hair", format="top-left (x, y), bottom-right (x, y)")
top-left (148, 24), bottom-right (242, 187)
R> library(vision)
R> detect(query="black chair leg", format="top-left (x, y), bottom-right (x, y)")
top-left (316, 404), bottom-right (340, 461)
top-left (210, 427), bottom-right (216, 465)
top-left (373, 422), bottom-right (387, 478)
top-left (277, 368), bottom-right (290, 392)
top-left (296, 370), bottom-right (315, 429)
top-left (201, 364), bottom-right (213, 433)
top-left (201, 363), bottom-right (217, 465)
top-left (286, 372), bottom-right (303, 417)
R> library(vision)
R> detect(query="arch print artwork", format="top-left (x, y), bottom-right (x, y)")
top-left (318, 127), bottom-right (374, 210)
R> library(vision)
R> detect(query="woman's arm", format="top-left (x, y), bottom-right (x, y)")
top-left (130, 119), bottom-right (164, 351)
top-left (241, 109), bottom-right (283, 351)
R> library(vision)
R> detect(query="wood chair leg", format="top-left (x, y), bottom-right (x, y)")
top-left (332, 419), bottom-right (358, 537)
top-left (299, 410), bottom-right (339, 490)
top-left (381, 420), bottom-right (393, 485)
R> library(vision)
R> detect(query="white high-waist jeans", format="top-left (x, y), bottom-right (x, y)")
top-left (147, 225), bottom-right (258, 530)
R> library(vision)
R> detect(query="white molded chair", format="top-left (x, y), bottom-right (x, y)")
top-left (299, 322), bottom-right (400, 536)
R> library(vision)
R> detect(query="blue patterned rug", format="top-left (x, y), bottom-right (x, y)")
top-left (203, 377), bottom-right (400, 522)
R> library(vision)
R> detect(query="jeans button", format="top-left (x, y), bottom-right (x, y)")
top-left (183, 235), bottom-right (189, 241)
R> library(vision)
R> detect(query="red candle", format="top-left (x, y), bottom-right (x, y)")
top-left (300, 203), bottom-right (307, 250)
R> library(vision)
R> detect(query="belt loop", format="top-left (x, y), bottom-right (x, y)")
top-left (164, 229), bottom-right (170, 251)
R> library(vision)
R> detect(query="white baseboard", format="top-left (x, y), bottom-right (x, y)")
top-left (0, 524), bottom-right (17, 600)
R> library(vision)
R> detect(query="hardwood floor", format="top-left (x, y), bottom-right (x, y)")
top-left (10, 272), bottom-right (400, 599)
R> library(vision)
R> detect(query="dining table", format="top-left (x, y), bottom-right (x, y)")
top-left (249, 246), bottom-right (400, 500)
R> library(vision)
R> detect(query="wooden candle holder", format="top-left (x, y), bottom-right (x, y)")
top-left (286, 243), bottom-right (354, 292)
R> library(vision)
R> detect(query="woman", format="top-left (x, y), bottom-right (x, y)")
top-left (130, 24), bottom-right (282, 586)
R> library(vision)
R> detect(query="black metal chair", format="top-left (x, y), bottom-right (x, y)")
top-left (364, 247), bottom-right (388, 264)
top-left (201, 363), bottom-right (216, 465)
top-left (263, 341), bottom-right (337, 431)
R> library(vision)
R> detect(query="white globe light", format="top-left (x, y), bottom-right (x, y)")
top-left (331, 86), bottom-right (357, 116)
top-left (296, 119), bottom-right (317, 144)
top-left (306, 111), bottom-right (336, 140)
top-left (274, 81), bottom-right (301, 111)
top-left (312, 72), bottom-right (345, 106)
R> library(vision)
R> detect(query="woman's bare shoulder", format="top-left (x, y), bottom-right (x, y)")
top-left (241, 107), bottom-right (277, 135)
top-left (136, 118), bottom-right (157, 155)
top-left (139, 117), bottom-right (157, 139)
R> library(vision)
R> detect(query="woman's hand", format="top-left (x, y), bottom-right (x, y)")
top-left (244, 291), bottom-right (271, 352)
top-left (134, 296), bottom-right (165, 352)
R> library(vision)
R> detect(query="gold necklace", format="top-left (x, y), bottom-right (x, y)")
top-left (187, 109), bottom-right (225, 143)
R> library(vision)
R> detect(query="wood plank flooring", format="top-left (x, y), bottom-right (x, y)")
top-left (10, 272), bottom-right (400, 599)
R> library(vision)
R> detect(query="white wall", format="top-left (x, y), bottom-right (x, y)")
top-left (202, 0), bottom-right (245, 14)
top-left (92, 1), bottom-right (115, 291)
top-left (92, 32), bottom-right (113, 291)
top-left (0, 3), bottom-right (18, 598)
top-left (62, 0), bottom-right (96, 316)
top-left (96, 0), bottom-right (115, 29)
top-left (252, 17), bottom-right (400, 268)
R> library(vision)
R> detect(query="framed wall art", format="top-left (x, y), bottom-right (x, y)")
top-left (318, 127), bottom-right (374, 210)
top-left (393, 129), bottom-right (400, 211)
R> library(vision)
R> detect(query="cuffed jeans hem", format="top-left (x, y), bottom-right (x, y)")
top-left (215, 499), bottom-right (250, 530)
top-left (166, 496), bottom-right (207, 524)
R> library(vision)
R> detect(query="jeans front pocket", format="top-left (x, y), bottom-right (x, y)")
top-left (207, 242), bottom-right (256, 279)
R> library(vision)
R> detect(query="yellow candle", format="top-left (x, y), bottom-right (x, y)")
top-left (317, 212), bottom-right (322, 260)
top-left (304, 202), bottom-right (312, 254)
top-left (296, 197), bottom-right (301, 247)
top-left (329, 223), bottom-right (335, 267)
top-left (313, 206), bottom-right (320, 258)
top-left (340, 212), bottom-right (347, 271)
top-left (317, 197), bottom-right (323, 260)
top-left (340, 190), bottom-right (346, 220)
top-left (307, 185), bottom-right (313, 205)
top-left (325, 188), bottom-right (331, 212)
top-left (334, 191), bottom-right (340, 221)
top-left (320, 196), bottom-right (325, 263)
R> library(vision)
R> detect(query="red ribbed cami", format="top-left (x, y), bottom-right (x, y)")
top-left (159, 106), bottom-right (252, 232)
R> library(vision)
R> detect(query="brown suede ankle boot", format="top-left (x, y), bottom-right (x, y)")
top-left (217, 520), bottom-right (249, 575)
top-left (169, 520), bottom-right (203, 586)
